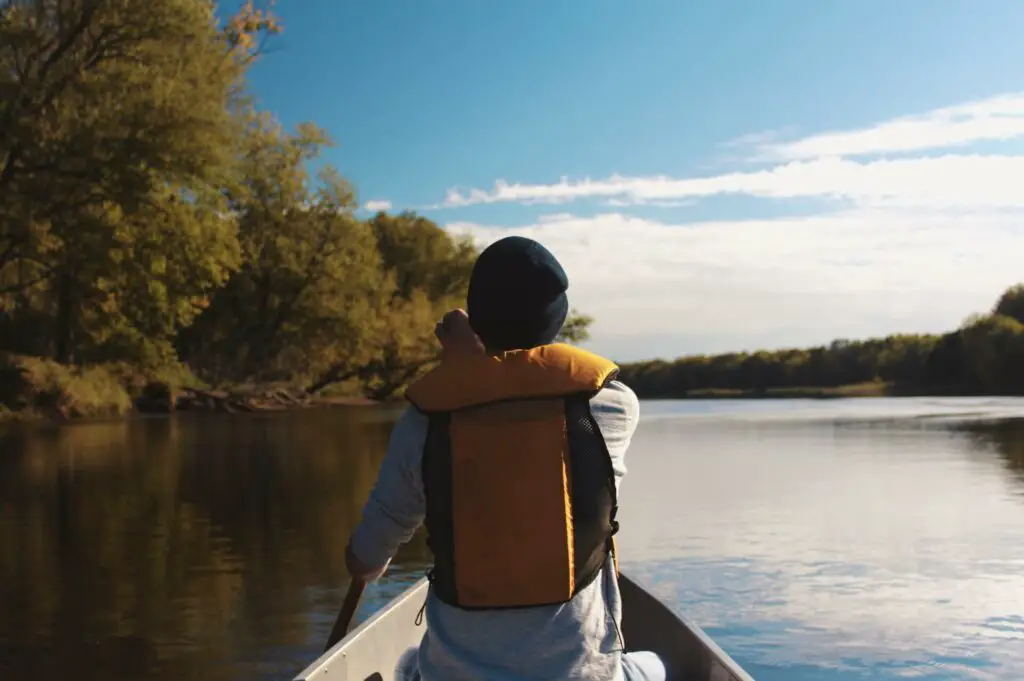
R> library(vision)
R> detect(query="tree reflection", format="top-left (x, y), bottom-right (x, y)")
top-left (962, 419), bottom-right (1024, 489)
top-left (0, 407), bottom-right (427, 681)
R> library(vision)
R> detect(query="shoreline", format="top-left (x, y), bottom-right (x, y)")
top-left (158, 387), bottom-right (383, 414)
top-left (0, 379), bottom-right (981, 429)
top-left (0, 385), bottom-right (387, 429)
top-left (662, 381), bottom-right (894, 400)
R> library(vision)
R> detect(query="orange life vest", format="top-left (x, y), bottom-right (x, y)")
top-left (405, 343), bottom-right (621, 610)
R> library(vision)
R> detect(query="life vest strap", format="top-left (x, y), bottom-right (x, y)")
top-left (406, 343), bottom-right (619, 413)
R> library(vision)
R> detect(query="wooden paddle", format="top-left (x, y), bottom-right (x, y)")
top-left (324, 577), bottom-right (367, 652)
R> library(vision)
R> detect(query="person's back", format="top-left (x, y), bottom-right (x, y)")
top-left (354, 378), bottom-right (640, 680)
top-left (344, 237), bottom-right (666, 681)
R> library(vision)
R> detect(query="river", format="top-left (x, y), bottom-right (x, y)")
top-left (1, 397), bottom-right (1022, 680)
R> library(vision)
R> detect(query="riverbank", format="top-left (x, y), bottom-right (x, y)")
top-left (0, 353), bottom-right (962, 427)
top-left (0, 354), bottom-right (381, 427)
top-left (137, 385), bottom-right (381, 414)
top-left (0, 384), bottom-right (381, 426)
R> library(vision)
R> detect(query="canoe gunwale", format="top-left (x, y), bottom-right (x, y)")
top-left (619, 573), bottom-right (754, 681)
top-left (294, 579), bottom-right (428, 681)
top-left (295, 573), bottom-right (754, 681)
top-left (325, 579), bottom-right (427, 651)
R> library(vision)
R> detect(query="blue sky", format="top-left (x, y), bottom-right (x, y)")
top-left (244, 1), bottom-right (1024, 361)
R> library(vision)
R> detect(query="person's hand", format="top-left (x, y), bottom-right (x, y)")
top-left (435, 308), bottom-right (485, 358)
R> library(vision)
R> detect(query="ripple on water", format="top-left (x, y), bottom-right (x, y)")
top-left (3, 399), bottom-right (1023, 681)
top-left (625, 556), bottom-right (1024, 681)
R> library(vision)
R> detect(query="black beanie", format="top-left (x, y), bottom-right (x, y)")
top-left (467, 236), bottom-right (570, 351)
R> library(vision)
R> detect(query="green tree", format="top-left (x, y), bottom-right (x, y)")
top-left (306, 212), bottom-right (479, 399)
top-left (178, 114), bottom-right (384, 384)
top-left (958, 313), bottom-right (1024, 394)
top-left (0, 0), bottom-right (281, 365)
top-left (994, 284), bottom-right (1024, 325)
top-left (876, 335), bottom-right (936, 385)
top-left (370, 211), bottom-right (476, 302)
top-left (360, 212), bottom-right (477, 398)
top-left (557, 309), bottom-right (593, 345)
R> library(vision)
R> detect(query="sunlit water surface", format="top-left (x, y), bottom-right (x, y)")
top-left (1, 397), bottom-right (1022, 680)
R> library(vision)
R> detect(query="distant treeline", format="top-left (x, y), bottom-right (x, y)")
top-left (0, 1), bottom-right (589, 418)
top-left (618, 285), bottom-right (1024, 398)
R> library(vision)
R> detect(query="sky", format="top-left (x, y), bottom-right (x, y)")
top-left (243, 0), bottom-right (1024, 362)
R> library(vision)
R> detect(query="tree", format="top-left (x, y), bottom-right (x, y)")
top-left (958, 314), bottom-right (1024, 394)
top-left (178, 114), bottom-right (385, 384)
top-left (370, 211), bottom-right (476, 302)
top-left (557, 309), bottom-right (593, 345)
top-left (306, 212), bottom-right (479, 399)
top-left (994, 284), bottom-right (1024, 325)
top-left (0, 0), bottom-right (281, 365)
top-left (876, 335), bottom-right (936, 385)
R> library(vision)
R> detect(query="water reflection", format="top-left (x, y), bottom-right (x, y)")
top-left (2, 400), bottom-right (1023, 681)
top-left (961, 419), bottom-right (1024, 490)
top-left (0, 411), bottom-right (429, 681)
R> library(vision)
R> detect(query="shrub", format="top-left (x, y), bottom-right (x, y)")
top-left (0, 354), bottom-right (132, 420)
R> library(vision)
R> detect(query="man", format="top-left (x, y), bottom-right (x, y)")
top-left (345, 236), bottom-right (666, 681)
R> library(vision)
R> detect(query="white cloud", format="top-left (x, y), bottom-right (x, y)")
top-left (447, 210), bottom-right (1024, 361)
top-left (760, 92), bottom-right (1024, 160)
top-left (438, 92), bottom-right (1024, 211)
top-left (439, 155), bottom-right (1024, 210)
top-left (363, 199), bottom-right (393, 212)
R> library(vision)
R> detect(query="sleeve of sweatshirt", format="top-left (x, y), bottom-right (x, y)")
top-left (348, 406), bottom-right (428, 571)
top-left (589, 380), bottom-right (640, 495)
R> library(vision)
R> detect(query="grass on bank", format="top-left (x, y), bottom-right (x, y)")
top-left (0, 354), bottom-right (205, 423)
top-left (682, 381), bottom-right (891, 399)
top-left (0, 356), bottom-right (130, 422)
top-left (0, 354), bottom-right (381, 426)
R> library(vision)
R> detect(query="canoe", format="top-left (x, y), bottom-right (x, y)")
top-left (294, 572), bottom-right (755, 681)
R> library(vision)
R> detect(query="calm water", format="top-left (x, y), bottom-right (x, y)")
top-left (1, 398), bottom-right (1022, 680)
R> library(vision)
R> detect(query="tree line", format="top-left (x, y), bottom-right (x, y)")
top-left (0, 0), bottom-right (590, 408)
top-left (618, 285), bottom-right (1024, 398)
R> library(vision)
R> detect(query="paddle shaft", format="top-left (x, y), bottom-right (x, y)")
top-left (325, 578), bottom-right (366, 652)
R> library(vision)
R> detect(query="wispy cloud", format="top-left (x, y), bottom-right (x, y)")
top-left (437, 92), bottom-right (1024, 211)
top-left (363, 199), bottom-right (393, 212)
top-left (447, 209), bottom-right (1024, 361)
top-left (759, 92), bottom-right (1024, 160)
top-left (439, 155), bottom-right (1024, 210)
